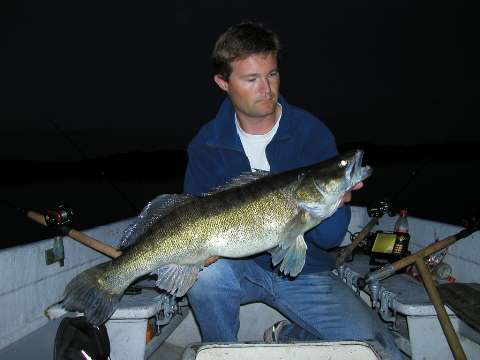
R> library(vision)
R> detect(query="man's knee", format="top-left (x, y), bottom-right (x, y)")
top-left (188, 259), bottom-right (241, 300)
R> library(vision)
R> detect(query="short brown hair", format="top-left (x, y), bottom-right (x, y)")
top-left (212, 22), bottom-right (281, 80)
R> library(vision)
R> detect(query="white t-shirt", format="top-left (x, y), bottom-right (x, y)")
top-left (235, 104), bottom-right (282, 171)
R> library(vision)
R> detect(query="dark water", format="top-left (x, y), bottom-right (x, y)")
top-left (0, 150), bottom-right (186, 248)
top-left (1, 144), bottom-right (478, 249)
top-left (0, 178), bottom-right (184, 249)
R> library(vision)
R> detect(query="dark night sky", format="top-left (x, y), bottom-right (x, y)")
top-left (0, 1), bottom-right (479, 246)
top-left (1, 1), bottom-right (478, 160)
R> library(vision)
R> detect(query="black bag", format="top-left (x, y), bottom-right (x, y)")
top-left (54, 316), bottom-right (110, 360)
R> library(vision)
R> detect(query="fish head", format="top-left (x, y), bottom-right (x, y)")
top-left (294, 150), bottom-right (372, 215)
top-left (311, 149), bottom-right (372, 195)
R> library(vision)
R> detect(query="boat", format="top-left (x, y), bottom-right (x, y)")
top-left (0, 205), bottom-right (479, 359)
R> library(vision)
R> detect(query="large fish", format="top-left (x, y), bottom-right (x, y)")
top-left (62, 149), bottom-right (372, 325)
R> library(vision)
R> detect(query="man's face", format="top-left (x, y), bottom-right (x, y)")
top-left (215, 52), bottom-right (280, 120)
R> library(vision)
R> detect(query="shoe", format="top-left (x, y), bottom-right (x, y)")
top-left (263, 320), bottom-right (290, 343)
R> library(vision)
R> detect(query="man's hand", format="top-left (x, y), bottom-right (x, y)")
top-left (340, 182), bottom-right (364, 206)
top-left (204, 256), bottom-right (220, 266)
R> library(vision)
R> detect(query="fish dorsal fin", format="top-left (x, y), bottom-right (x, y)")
top-left (155, 264), bottom-right (202, 297)
top-left (119, 194), bottom-right (193, 249)
top-left (202, 170), bottom-right (270, 196)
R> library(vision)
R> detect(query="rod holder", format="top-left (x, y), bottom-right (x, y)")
top-left (45, 236), bottom-right (65, 266)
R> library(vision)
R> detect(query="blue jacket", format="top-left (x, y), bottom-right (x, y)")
top-left (183, 96), bottom-right (350, 273)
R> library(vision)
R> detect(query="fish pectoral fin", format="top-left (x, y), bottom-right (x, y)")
top-left (269, 234), bottom-right (307, 277)
top-left (268, 210), bottom-right (309, 276)
top-left (269, 246), bottom-right (287, 266)
top-left (155, 264), bottom-right (202, 297)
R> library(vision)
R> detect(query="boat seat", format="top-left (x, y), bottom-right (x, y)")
top-left (181, 341), bottom-right (388, 360)
top-left (438, 283), bottom-right (480, 334)
top-left (46, 288), bottom-right (189, 360)
top-left (339, 255), bottom-right (480, 359)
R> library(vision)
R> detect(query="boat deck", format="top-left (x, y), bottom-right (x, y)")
top-left (150, 342), bottom-right (184, 360)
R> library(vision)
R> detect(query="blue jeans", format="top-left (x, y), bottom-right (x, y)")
top-left (187, 258), bottom-right (402, 359)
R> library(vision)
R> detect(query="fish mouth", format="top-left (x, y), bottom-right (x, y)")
top-left (347, 150), bottom-right (372, 189)
top-left (312, 149), bottom-right (372, 196)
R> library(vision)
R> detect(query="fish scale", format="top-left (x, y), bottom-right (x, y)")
top-left (62, 149), bottom-right (372, 326)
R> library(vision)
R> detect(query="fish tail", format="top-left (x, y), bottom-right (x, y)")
top-left (62, 262), bottom-right (123, 326)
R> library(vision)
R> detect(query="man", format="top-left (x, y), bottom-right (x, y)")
top-left (183, 22), bottom-right (401, 358)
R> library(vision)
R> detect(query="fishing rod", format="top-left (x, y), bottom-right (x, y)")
top-left (0, 117), bottom-right (140, 255)
top-left (387, 157), bottom-right (431, 208)
top-left (1, 198), bottom-right (121, 259)
top-left (336, 146), bottom-right (435, 265)
top-left (336, 146), bottom-right (474, 358)
top-left (355, 218), bottom-right (479, 360)
top-left (44, 117), bottom-right (139, 214)
top-left (336, 199), bottom-right (391, 267)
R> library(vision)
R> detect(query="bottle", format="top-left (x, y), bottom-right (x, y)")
top-left (392, 209), bottom-right (410, 257)
top-left (394, 209), bottom-right (409, 234)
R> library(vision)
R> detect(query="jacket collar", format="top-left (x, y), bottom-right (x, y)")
top-left (206, 95), bottom-right (294, 151)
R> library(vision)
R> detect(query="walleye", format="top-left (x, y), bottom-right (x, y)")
top-left (62, 150), bottom-right (372, 326)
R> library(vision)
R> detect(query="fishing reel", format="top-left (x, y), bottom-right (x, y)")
top-left (351, 199), bottom-right (410, 264)
top-left (367, 199), bottom-right (394, 218)
top-left (44, 204), bottom-right (74, 227)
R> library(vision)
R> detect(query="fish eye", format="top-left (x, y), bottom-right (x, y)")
top-left (339, 160), bottom-right (348, 167)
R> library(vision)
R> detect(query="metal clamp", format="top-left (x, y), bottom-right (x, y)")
top-left (336, 265), bottom-right (361, 296)
top-left (156, 293), bottom-right (178, 327)
top-left (368, 281), bottom-right (381, 308)
top-left (45, 236), bottom-right (65, 266)
top-left (378, 288), bottom-right (396, 322)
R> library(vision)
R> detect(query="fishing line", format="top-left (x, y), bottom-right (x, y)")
top-left (387, 157), bottom-right (432, 206)
top-left (386, 122), bottom-right (465, 210)
top-left (0, 197), bottom-right (27, 215)
top-left (43, 117), bottom-right (139, 215)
